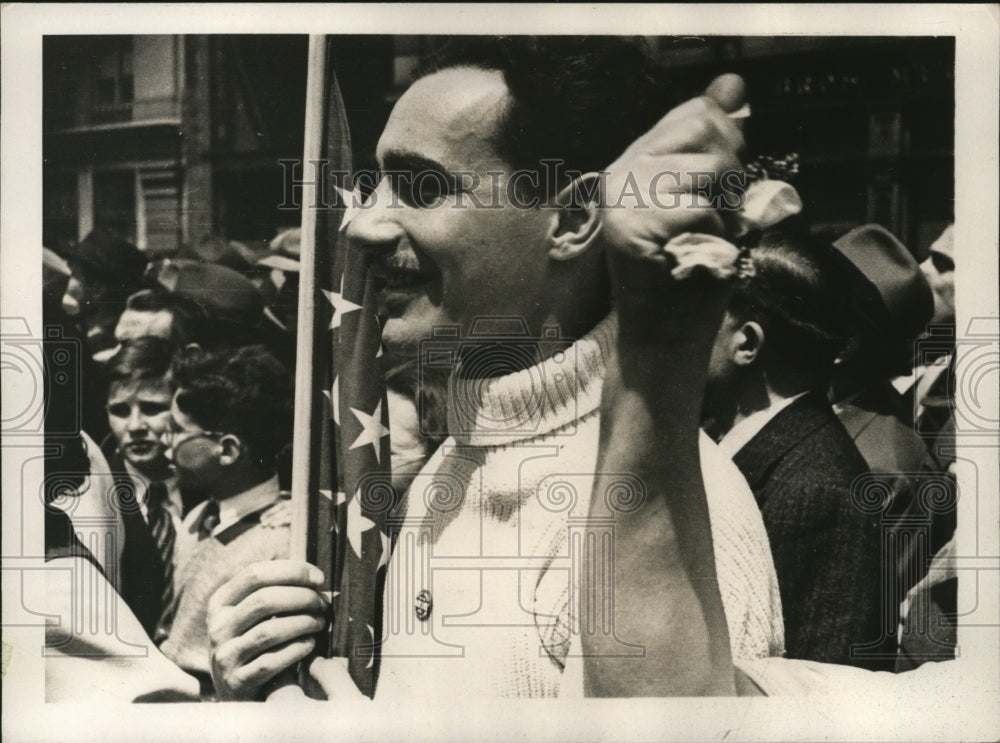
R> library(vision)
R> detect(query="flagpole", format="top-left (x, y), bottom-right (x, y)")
top-left (289, 34), bottom-right (328, 562)
top-left (261, 35), bottom-right (328, 702)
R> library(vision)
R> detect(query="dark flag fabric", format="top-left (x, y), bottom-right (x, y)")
top-left (293, 36), bottom-right (394, 699)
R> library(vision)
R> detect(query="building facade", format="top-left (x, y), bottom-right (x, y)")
top-left (43, 35), bottom-right (954, 259)
top-left (43, 35), bottom-right (309, 256)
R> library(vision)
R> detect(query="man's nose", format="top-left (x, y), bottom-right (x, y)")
top-left (345, 177), bottom-right (406, 250)
top-left (126, 408), bottom-right (148, 434)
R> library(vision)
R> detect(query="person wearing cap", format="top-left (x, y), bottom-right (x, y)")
top-left (703, 231), bottom-right (885, 669)
top-left (120, 258), bottom-right (293, 366)
top-left (43, 245), bottom-right (72, 309)
top-left (114, 286), bottom-right (206, 350)
top-left (157, 345), bottom-right (295, 697)
top-left (920, 224), bottom-right (956, 330)
top-left (257, 227), bottom-right (302, 338)
top-left (61, 227), bottom-right (149, 363)
top-left (906, 224), bottom-right (957, 467)
top-left (179, 234), bottom-right (277, 306)
top-left (829, 223), bottom-right (950, 632)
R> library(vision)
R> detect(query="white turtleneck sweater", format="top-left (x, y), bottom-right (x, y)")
top-left (377, 313), bottom-right (783, 699)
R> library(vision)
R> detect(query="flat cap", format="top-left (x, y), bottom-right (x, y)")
top-left (146, 258), bottom-right (264, 329)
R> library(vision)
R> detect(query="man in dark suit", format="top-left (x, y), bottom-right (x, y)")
top-left (704, 232), bottom-right (888, 669)
top-left (829, 224), bottom-right (951, 614)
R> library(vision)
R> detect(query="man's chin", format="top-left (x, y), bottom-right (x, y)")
top-left (380, 316), bottom-right (436, 364)
top-left (123, 450), bottom-right (166, 468)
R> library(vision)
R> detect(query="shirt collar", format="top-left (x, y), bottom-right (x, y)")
top-left (212, 475), bottom-right (281, 537)
top-left (718, 391), bottom-right (808, 459)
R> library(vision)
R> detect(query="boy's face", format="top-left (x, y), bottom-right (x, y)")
top-left (107, 378), bottom-right (172, 472)
top-left (164, 390), bottom-right (225, 489)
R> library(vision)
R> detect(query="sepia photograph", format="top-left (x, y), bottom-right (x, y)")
top-left (2, 4), bottom-right (998, 741)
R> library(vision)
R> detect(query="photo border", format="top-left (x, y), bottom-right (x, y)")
top-left (2, 4), bottom-right (997, 741)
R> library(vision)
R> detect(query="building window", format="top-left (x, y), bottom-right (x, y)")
top-left (92, 38), bottom-right (133, 124)
top-left (92, 169), bottom-right (136, 243)
top-left (42, 169), bottom-right (78, 251)
top-left (138, 168), bottom-right (181, 255)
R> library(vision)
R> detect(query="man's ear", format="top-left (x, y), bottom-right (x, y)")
top-left (547, 173), bottom-right (603, 262)
top-left (733, 320), bottom-right (764, 367)
top-left (217, 434), bottom-right (244, 467)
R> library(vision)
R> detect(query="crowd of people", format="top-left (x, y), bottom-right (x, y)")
top-left (41, 36), bottom-right (960, 704)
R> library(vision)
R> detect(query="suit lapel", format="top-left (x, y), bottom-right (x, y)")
top-left (732, 390), bottom-right (834, 491)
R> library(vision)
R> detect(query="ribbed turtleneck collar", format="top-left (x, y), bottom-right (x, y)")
top-left (445, 312), bottom-right (618, 447)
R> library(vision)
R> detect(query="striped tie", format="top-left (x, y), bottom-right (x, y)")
top-left (146, 482), bottom-right (176, 632)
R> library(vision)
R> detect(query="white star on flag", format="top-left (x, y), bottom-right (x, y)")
top-left (323, 376), bottom-right (340, 425)
top-left (326, 492), bottom-right (345, 534)
top-left (346, 493), bottom-right (375, 559)
top-left (334, 185), bottom-right (362, 232)
top-left (365, 624), bottom-right (376, 669)
top-left (376, 529), bottom-right (392, 570)
top-left (322, 275), bottom-right (361, 330)
top-left (349, 400), bottom-right (390, 462)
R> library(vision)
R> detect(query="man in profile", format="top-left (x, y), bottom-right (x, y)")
top-left (158, 345), bottom-right (296, 696)
top-left (207, 37), bottom-right (782, 700)
top-left (703, 233), bottom-right (884, 669)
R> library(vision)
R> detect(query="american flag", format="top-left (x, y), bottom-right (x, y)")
top-left (292, 36), bottom-right (394, 699)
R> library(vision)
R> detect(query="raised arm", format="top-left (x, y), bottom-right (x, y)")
top-left (581, 79), bottom-right (746, 696)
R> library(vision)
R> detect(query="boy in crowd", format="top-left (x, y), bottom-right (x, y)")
top-left (158, 345), bottom-right (297, 695)
top-left (104, 337), bottom-right (191, 638)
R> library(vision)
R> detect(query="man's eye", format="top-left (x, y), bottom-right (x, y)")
top-left (107, 404), bottom-right (130, 418)
top-left (139, 403), bottom-right (169, 416)
top-left (416, 173), bottom-right (448, 206)
top-left (397, 171), bottom-right (450, 208)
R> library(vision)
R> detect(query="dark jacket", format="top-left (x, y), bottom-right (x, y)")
top-left (732, 390), bottom-right (889, 670)
top-left (837, 378), bottom-right (953, 598)
top-left (107, 453), bottom-right (168, 640)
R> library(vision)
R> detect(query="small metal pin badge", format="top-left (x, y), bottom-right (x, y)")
top-left (414, 589), bottom-right (432, 621)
